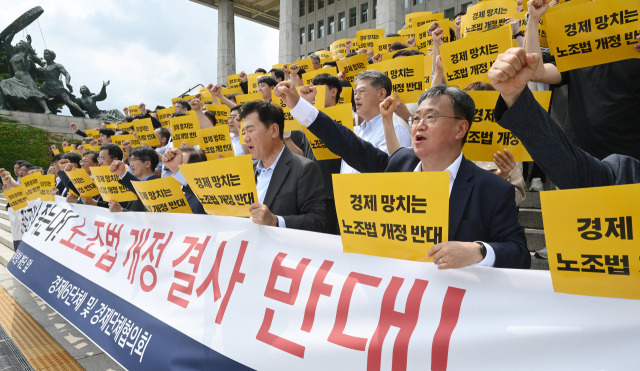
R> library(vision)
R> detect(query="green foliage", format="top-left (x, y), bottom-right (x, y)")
top-left (0, 114), bottom-right (64, 174)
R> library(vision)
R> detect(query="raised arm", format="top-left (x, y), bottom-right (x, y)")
top-left (524, 0), bottom-right (562, 84)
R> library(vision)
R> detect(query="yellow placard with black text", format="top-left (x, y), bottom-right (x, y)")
top-left (199, 125), bottom-right (235, 160)
top-left (227, 73), bottom-right (242, 89)
top-left (90, 166), bottom-right (138, 203)
top-left (440, 25), bottom-right (512, 88)
top-left (19, 172), bottom-right (41, 201)
top-left (356, 29), bottom-right (385, 50)
top-left (170, 112), bottom-right (200, 147)
top-left (330, 38), bottom-right (353, 59)
top-left (540, 184), bottom-right (640, 300)
top-left (333, 172), bottom-right (449, 261)
top-left (303, 68), bottom-right (337, 86)
top-left (4, 186), bottom-right (28, 211)
top-left (128, 105), bottom-right (141, 116)
top-left (372, 36), bottom-right (409, 55)
top-left (179, 155), bottom-right (258, 217)
top-left (405, 11), bottom-right (432, 28)
top-left (336, 54), bottom-right (369, 86)
top-left (205, 104), bottom-right (231, 126)
top-left (462, 91), bottom-right (552, 162)
top-left (235, 93), bottom-right (264, 105)
top-left (247, 73), bottom-right (269, 93)
top-left (304, 104), bottom-right (354, 160)
top-left (133, 118), bottom-right (160, 147)
top-left (546, 0), bottom-right (640, 72)
top-left (131, 177), bottom-right (192, 213)
top-left (111, 134), bottom-right (142, 152)
top-left (38, 174), bottom-right (55, 201)
top-left (461, 0), bottom-right (516, 37)
top-left (65, 168), bottom-right (100, 197)
top-left (156, 107), bottom-right (175, 128)
top-left (368, 55), bottom-right (425, 104)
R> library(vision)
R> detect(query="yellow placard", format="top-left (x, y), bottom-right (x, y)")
top-left (546, 0), bottom-right (640, 72)
top-left (415, 19), bottom-right (451, 52)
top-left (356, 28), bottom-right (385, 50)
top-left (540, 184), bottom-right (640, 299)
top-left (304, 104), bottom-right (355, 160)
top-left (372, 36), bottom-right (408, 55)
top-left (271, 62), bottom-right (287, 71)
top-left (333, 172), bottom-right (449, 261)
top-left (38, 174), bottom-right (55, 201)
top-left (172, 95), bottom-right (195, 106)
top-left (368, 55), bottom-right (425, 104)
top-left (132, 118), bottom-right (160, 147)
top-left (90, 166), bottom-right (138, 203)
top-left (221, 87), bottom-right (244, 96)
top-left (398, 28), bottom-right (416, 41)
top-left (247, 72), bottom-right (269, 93)
top-left (84, 128), bottom-right (101, 140)
top-left (336, 53), bottom-right (369, 86)
top-left (463, 91), bottom-right (551, 161)
top-left (197, 87), bottom-right (215, 103)
top-left (271, 94), bottom-right (305, 131)
top-left (20, 172), bottom-right (41, 201)
top-left (235, 92), bottom-right (264, 105)
top-left (179, 155), bottom-right (258, 217)
top-left (405, 11), bottom-right (432, 28)
top-left (316, 50), bottom-right (333, 60)
top-left (302, 68), bottom-right (338, 86)
top-left (105, 123), bottom-right (118, 130)
top-left (65, 168), bottom-right (100, 197)
top-left (295, 56), bottom-right (316, 73)
top-left (338, 86), bottom-right (352, 105)
top-left (118, 121), bottom-right (133, 132)
top-left (440, 25), bottom-right (512, 88)
top-left (461, 0), bottom-right (516, 37)
top-left (330, 38), bottom-right (353, 59)
top-left (204, 104), bottom-right (231, 126)
top-left (4, 186), bottom-right (28, 210)
top-left (52, 147), bottom-right (60, 155)
top-left (128, 105), bottom-right (141, 116)
top-left (111, 134), bottom-right (142, 151)
top-left (63, 146), bottom-right (76, 153)
top-left (131, 177), bottom-right (192, 214)
top-left (411, 12), bottom-right (444, 30)
top-left (199, 125), bottom-right (235, 160)
top-left (170, 112), bottom-right (201, 147)
top-left (227, 73), bottom-right (242, 89)
top-left (156, 107), bottom-right (175, 128)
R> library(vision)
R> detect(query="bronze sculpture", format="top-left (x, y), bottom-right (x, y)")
top-left (77, 81), bottom-right (124, 122)
top-left (40, 49), bottom-right (88, 117)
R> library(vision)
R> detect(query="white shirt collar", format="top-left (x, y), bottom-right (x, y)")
top-left (413, 152), bottom-right (464, 196)
top-left (256, 144), bottom-right (285, 172)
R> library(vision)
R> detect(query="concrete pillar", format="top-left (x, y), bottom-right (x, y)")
top-left (376, 0), bottom-right (404, 35)
top-left (218, 0), bottom-right (236, 85)
top-left (279, 0), bottom-right (300, 63)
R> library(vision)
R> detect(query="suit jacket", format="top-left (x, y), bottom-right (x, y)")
top-left (118, 172), bottom-right (159, 212)
top-left (257, 146), bottom-right (326, 233)
top-left (308, 111), bottom-right (530, 269)
top-left (495, 86), bottom-right (640, 188)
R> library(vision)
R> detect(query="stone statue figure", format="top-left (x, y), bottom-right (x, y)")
top-left (76, 81), bottom-right (124, 122)
top-left (0, 30), bottom-right (51, 113)
top-left (39, 49), bottom-right (88, 117)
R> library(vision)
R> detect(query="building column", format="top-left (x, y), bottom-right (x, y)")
top-left (376, 0), bottom-right (404, 35)
top-left (218, 0), bottom-right (236, 85)
top-left (279, 0), bottom-right (300, 63)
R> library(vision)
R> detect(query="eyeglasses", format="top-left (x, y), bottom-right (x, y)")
top-left (408, 113), bottom-right (463, 126)
top-left (228, 114), bottom-right (239, 121)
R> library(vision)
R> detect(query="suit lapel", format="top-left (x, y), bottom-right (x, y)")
top-left (448, 157), bottom-right (474, 239)
top-left (263, 146), bottom-right (291, 208)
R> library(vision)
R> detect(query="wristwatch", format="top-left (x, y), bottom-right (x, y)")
top-left (478, 242), bottom-right (487, 259)
top-left (513, 31), bottom-right (525, 39)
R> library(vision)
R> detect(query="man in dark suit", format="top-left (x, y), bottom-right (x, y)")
top-left (240, 101), bottom-right (325, 233)
top-left (275, 81), bottom-right (529, 269)
top-left (108, 146), bottom-right (159, 212)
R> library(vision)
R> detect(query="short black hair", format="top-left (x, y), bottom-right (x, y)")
top-left (175, 100), bottom-right (190, 111)
top-left (155, 105), bottom-right (166, 111)
top-left (255, 68), bottom-right (267, 74)
top-left (61, 152), bottom-right (82, 167)
top-left (99, 129), bottom-right (115, 137)
top-left (393, 49), bottom-right (424, 58)
top-left (83, 151), bottom-right (99, 164)
top-left (52, 154), bottom-right (62, 162)
top-left (269, 68), bottom-right (285, 81)
top-left (389, 42), bottom-right (408, 52)
top-left (14, 160), bottom-right (28, 166)
top-left (311, 73), bottom-right (343, 103)
top-left (258, 76), bottom-right (278, 87)
top-left (100, 143), bottom-right (124, 161)
top-left (239, 101), bottom-right (285, 140)
top-left (129, 146), bottom-right (159, 170)
top-left (156, 127), bottom-right (171, 143)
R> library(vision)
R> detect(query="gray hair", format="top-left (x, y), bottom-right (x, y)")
top-left (418, 84), bottom-right (475, 124)
top-left (355, 70), bottom-right (392, 98)
top-left (310, 54), bottom-right (321, 64)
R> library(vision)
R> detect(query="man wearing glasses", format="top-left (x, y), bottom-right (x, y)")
top-left (276, 81), bottom-right (529, 269)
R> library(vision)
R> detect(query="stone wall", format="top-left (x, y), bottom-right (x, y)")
top-left (0, 109), bottom-right (102, 139)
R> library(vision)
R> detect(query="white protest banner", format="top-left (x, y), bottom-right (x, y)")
top-left (7, 198), bottom-right (640, 370)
